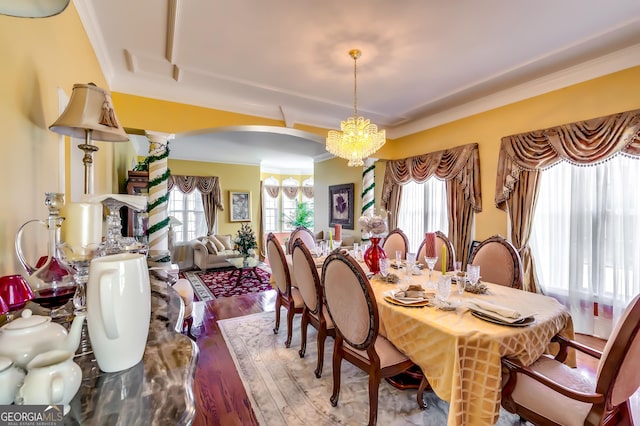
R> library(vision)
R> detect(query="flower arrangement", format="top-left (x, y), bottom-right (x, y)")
top-left (234, 223), bottom-right (258, 257)
top-left (358, 211), bottom-right (388, 236)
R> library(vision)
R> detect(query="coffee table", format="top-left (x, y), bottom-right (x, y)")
top-left (226, 257), bottom-right (265, 286)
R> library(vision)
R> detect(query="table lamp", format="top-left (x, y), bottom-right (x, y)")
top-left (49, 83), bottom-right (129, 194)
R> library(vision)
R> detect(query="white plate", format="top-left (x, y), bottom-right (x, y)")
top-left (471, 311), bottom-right (535, 327)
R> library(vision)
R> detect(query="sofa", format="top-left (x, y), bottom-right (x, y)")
top-left (191, 234), bottom-right (244, 270)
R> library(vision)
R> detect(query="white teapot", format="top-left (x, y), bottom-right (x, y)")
top-left (0, 309), bottom-right (85, 369)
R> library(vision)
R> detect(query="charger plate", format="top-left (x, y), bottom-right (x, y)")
top-left (471, 310), bottom-right (535, 327)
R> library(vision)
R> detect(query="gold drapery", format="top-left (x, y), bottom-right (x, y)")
top-left (495, 109), bottom-right (640, 292)
top-left (381, 143), bottom-right (482, 264)
top-left (168, 175), bottom-right (223, 236)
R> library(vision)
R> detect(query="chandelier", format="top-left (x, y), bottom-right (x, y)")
top-left (326, 49), bottom-right (386, 167)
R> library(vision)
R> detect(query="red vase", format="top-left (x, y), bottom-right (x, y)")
top-left (364, 237), bottom-right (387, 274)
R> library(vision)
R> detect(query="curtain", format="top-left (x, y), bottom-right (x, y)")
top-left (168, 175), bottom-right (223, 236)
top-left (398, 180), bottom-right (448, 251)
top-left (495, 109), bottom-right (640, 293)
top-left (530, 157), bottom-right (640, 335)
top-left (382, 143), bottom-right (482, 263)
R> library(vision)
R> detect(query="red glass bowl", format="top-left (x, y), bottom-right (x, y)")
top-left (0, 274), bottom-right (35, 311)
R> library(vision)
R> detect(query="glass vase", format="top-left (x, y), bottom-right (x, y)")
top-left (363, 236), bottom-right (387, 274)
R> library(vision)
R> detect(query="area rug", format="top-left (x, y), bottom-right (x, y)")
top-left (218, 310), bottom-right (525, 426)
top-left (182, 267), bottom-right (272, 301)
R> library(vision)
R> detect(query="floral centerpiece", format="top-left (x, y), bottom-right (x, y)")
top-left (358, 212), bottom-right (388, 236)
top-left (234, 223), bottom-right (258, 258)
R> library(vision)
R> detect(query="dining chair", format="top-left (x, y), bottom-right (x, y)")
top-left (417, 231), bottom-right (455, 272)
top-left (501, 293), bottom-right (640, 426)
top-left (468, 234), bottom-right (523, 289)
top-left (321, 250), bottom-right (422, 425)
top-left (267, 232), bottom-right (304, 348)
top-left (291, 238), bottom-right (336, 378)
top-left (381, 228), bottom-right (409, 260)
top-left (287, 226), bottom-right (316, 255)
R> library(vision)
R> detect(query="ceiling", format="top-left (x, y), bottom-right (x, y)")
top-left (75, 0), bottom-right (640, 173)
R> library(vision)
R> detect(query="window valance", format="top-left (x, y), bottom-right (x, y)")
top-left (382, 143), bottom-right (482, 212)
top-left (168, 175), bottom-right (223, 210)
top-left (496, 109), bottom-right (640, 209)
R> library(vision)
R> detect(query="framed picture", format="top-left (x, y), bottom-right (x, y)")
top-left (328, 183), bottom-right (354, 229)
top-left (230, 191), bottom-right (251, 222)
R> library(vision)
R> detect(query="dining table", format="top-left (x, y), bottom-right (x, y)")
top-left (369, 270), bottom-right (575, 426)
top-left (280, 252), bottom-right (576, 425)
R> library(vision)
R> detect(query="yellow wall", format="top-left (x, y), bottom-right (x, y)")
top-left (313, 158), bottom-right (386, 238)
top-left (379, 66), bottom-right (640, 240)
top-left (0, 4), bottom-right (112, 275)
top-left (168, 159), bottom-right (261, 237)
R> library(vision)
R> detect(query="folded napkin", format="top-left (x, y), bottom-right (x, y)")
top-left (467, 298), bottom-right (521, 320)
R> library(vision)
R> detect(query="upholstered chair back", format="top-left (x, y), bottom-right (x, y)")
top-left (382, 228), bottom-right (409, 260)
top-left (469, 235), bottom-right (523, 289)
top-left (267, 233), bottom-right (290, 295)
top-left (288, 226), bottom-right (316, 254)
top-left (322, 252), bottom-right (377, 350)
top-left (291, 239), bottom-right (320, 314)
top-left (597, 294), bottom-right (640, 408)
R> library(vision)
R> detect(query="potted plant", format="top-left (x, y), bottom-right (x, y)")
top-left (284, 201), bottom-right (314, 229)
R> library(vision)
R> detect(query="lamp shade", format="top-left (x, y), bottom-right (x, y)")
top-left (0, 0), bottom-right (69, 18)
top-left (49, 83), bottom-right (129, 142)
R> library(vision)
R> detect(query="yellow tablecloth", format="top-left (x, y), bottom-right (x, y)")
top-left (370, 273), bottom-right (575, 426)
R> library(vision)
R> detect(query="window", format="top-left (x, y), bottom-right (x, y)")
top-left (397, 178), bottom-right (448, 251)
top-left (168, 189), bottom-right (208, 243)
top-left (530, 155), bottom-right (640, 336)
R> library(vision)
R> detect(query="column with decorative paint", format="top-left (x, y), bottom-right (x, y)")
top-left (145, 131), bottom-right (174, 264)
top-left (360, 157), bottom-right (376, 242)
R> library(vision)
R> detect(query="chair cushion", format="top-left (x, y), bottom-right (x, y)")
top-left (290, 286), bottom-right (304, 308)
top-left (310, 305), bottom-right (335, 329)
top-left (348, 335), bottom-right (409, 368)
top-left (215, 234), bottom-right (234, 251)
top-left (510, 356), bottom-right (594, 426)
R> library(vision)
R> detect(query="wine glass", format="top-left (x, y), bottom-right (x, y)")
top-left (57, 242), bottom-right (100, 313)
top-left (455, 273), bottom-right (465, 304)
top-left (436, 275), bottom-right (451, 307)
top-left (424, 256), bottom-right (437, 280)
top-left (379, 258), bottom-right (391, 278)
top-left (395, 250), bottom-right (402, 269)
top-left (467, 265), bottom-right (480, 290)
top-left (406, 252), bottom-right (416, 276)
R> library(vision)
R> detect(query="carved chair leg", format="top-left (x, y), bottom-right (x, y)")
top-left (315, 327), bottom-right (326, 378)
top-left (299, 312), bottom-right (308, 358)
top-left (273, 295), bottom-right (281, 334)
top-left (368, 373), bottom-right (380, 426)
top-left (330, 344), bottom-right (342, 407)
top-left (285, 302), bottom-right (295, 348)
top-left (417, 376), bottom-right (429, 409)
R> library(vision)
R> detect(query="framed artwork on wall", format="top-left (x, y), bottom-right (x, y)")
top-left (230, 191), bottom-right (251, 222)
top-left (328, 183), bottom-right (354, 230)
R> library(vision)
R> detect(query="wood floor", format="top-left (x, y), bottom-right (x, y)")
top-left (187, 289), bottom-right (607, 426)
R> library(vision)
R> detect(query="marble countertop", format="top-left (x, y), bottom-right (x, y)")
top-left (63, 278), bottom-right (199, 425)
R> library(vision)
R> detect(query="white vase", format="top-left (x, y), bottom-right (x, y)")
top-left (87, 253), bottom-right (150, 372)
